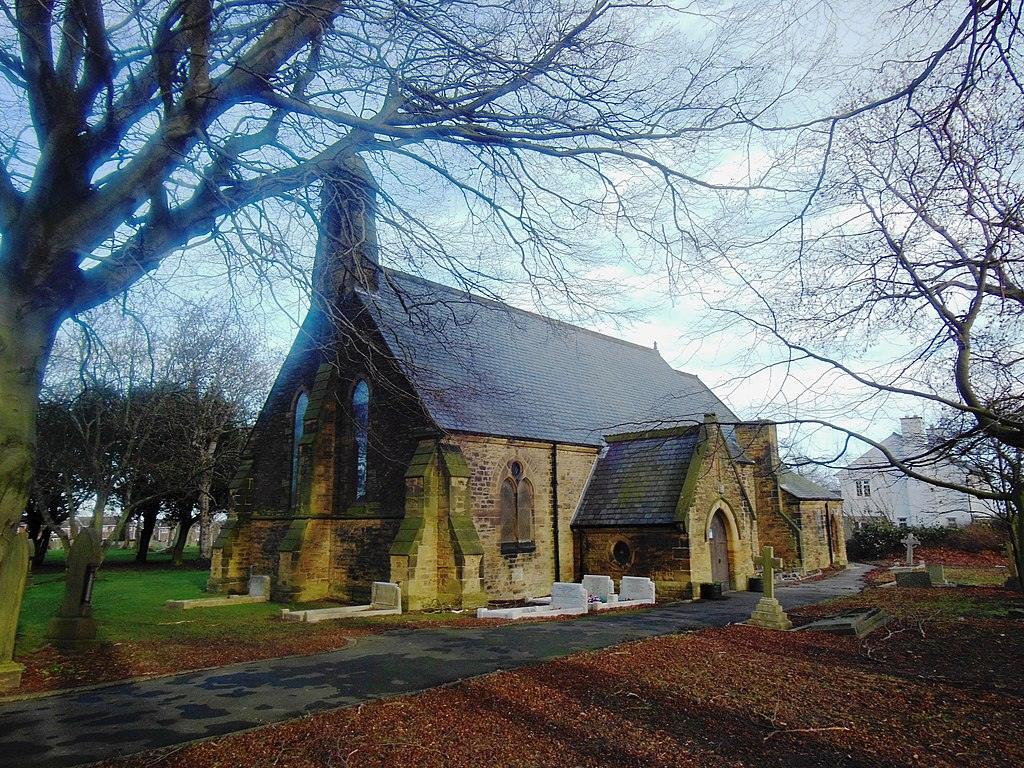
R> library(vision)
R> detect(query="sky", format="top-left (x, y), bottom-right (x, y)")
top-left (26, 0), bottom-right (973, 471)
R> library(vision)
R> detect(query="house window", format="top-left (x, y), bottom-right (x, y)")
top-left (290, 390), bottom-right (309, 508)
top-left (500, 462), bottom-right (534, 554)
top-left (855, 479), bottom-right (871, 497)
top-left (352, 380), bottom-right (369, 501)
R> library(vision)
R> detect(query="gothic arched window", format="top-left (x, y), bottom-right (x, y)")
top-left (352, 379), bottom-right (369, 501)
top-left (500, 461), bottom-right (534, 554)
top-left (290, 390), bottom-right (309, 508)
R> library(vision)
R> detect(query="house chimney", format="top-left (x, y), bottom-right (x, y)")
top-left (900, 416), bottom-right (925, 438)
top-left (312, 156), bottom-right (379, 305)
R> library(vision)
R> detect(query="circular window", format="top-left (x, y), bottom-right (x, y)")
top-left (510, 461), bottom-right (523, 479)
top-left (612, 540), bottom-right (632, 567)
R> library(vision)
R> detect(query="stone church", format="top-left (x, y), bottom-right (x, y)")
top-left (209, 160), bottom-right (847, 609)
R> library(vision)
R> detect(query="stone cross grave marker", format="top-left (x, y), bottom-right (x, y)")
top-left (47, 528), bottom-right (103, 648)
top-left (901, 533), bottom-right (921, 566)
top-left (754, 545), bottom-right (782, 600)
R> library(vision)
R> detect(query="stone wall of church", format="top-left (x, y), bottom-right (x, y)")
top-left (574, 420), bottom-right (758, 599)
top-left (328, 518), bottom-right (404, 603)
top-left (453, 435), bottom-right (598, 600)
top-left (733, 422), bottom-right (802, 568)
top-left (575, 526), bottom-right (692, 599)
top-left (683, 421), bottom-right (757, 594)
top-left (787, 498), bottom-right (848, 571)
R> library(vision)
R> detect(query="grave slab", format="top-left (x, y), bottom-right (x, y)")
top-left (166, 572), bottom-right (271, 610)
top-left (477, 582), bottom-right (588, 620)
top-left (797, 608), bottom-right (891, 638)
top-left (281, 582), bottom-right (402, 623)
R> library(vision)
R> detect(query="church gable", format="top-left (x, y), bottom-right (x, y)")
top-left (572, 427), bottom-right (702, 528)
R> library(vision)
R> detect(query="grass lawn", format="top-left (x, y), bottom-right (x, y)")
top-left (37, 545), bottom-right (202, 568)
top-left (12, 563), bottom-right (511, 695)
top-left (100, 583), bottom-right (1024, 768)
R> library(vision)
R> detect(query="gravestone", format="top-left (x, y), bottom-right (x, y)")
top-left (901, 533), bottom-right (921, 566)
top-left (247, 574), bottom-right (271, 598)
top-left (0, 532), bottom-right (30, 691)
top-left (619, 576), bottom-right (656, 604)
top-left (895, 570), bottom-right (932, 588)
top-left (581, 574), bottom-right (616, 603)
top-left (550, 582), bottom-right (589, 612)
top-left (747, 546), bottom-right (792, 630)
top-left (47, 528), bottom-right (103, 648)
top-left (926, 563), bottom-right (947, 586)
top-left (370, 581), bottom-right (401, 610)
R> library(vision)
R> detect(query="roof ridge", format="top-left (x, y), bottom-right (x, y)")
top-left (377, 267), bottom-right (665, 356)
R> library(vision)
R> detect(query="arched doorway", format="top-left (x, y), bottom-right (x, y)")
top-left (708, 510), bottom-right (732, 589)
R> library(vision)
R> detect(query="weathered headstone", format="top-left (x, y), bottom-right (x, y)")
top-left (747, 546), bottom-right (792, 630)
top-left (581, 574), bottom-right (616, 603)
top-left (247, 574), bottom-right (271, 598)
top-left (370, 581), bottom-right (401, 610)
top-left (550, 582), bottom-right (589, 612)
top-left (895, 570), bottom-right (932, 588)
top-left (926, 563), bottom-right (947, 586)
top-left (901, 533), bottom-right (921, 566)
top-left (619, 576), bottom-right (656, 604)
top-left (47, 528), bottom-right (103, 648)
top-left (0, 532), bottom-right (30, 691)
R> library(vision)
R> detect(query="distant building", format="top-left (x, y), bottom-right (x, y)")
top-left (839, 416), bottom-right (994, 535)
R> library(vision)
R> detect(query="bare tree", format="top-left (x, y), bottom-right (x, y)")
top-left (710, 54), bottom-right (1024, 579)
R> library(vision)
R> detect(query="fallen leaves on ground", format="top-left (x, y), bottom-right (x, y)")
top-left (102, 586), bottom-right (1024, 768)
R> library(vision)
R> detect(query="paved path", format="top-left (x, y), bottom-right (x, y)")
top-left (0, 565), bottom-right (869, 768)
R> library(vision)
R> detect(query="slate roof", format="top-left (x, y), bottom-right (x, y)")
top-left (572, 428), bottom-right (701, 526)
top-left (777, 469), bottom-right (842, 501)
top-left (358, 270), bottom-right (740, 447)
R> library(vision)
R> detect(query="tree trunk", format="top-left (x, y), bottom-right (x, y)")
top-left (135, 498), bottom-right (161, 564)
top-left (198, 440), bottom-right (217, 560)
top-left (0, 283), bottom-right (59, 671)
top-left (171, 515), bottom-right (196, 566)
top-left (31, 528), bottom-right (51, 567)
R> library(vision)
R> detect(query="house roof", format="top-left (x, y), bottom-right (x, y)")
top-left (842, 432), bottom-right (940, 472)
top-left (572, 427), bottom-right (701, 526)
top-left (358, 270), bottom-right (740, 447)
top-left (778, 469), bottom-right (842, 501)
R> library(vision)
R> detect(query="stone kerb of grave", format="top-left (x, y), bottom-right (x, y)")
top-left (747, 546), bottom-right (793, 631)
top-left (582, 574), bottom-right (618, 610)
top-left (477, 582), bottom-right (589, 620)
top-left (166, 573), bottom-right (272, 610)
top-left (281, 582), bottom-right (403, 623)
top-left (47, 528), bottom-right (103, 648)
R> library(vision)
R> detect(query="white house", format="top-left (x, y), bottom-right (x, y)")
top-left (839, 416), bottom-right (995, 534)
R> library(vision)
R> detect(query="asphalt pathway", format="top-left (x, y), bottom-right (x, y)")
top-left (0, 564), bottom-right (869, 768)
